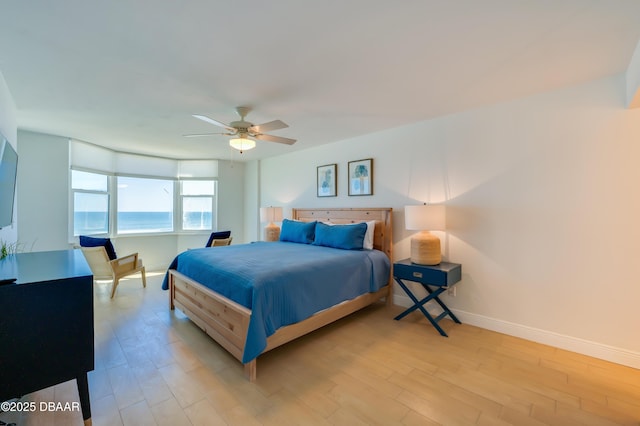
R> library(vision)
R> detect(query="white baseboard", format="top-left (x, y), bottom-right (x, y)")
top-left (393, 294), bottom-right (640, 370)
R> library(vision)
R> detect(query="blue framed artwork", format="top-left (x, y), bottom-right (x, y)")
top-left (348, 158), bottom-right (373, 196)
top-left (317, 163), bottom-right (337, 197)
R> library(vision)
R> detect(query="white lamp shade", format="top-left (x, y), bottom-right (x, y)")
top-left (260, 206), bottom-right (283, 223)
top-left (405, 204), bottom-right (445, 231)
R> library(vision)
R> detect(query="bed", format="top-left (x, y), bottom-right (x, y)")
top-left (164, 207), bottom-right (393, 381)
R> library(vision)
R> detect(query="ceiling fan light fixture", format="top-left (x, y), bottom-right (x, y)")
top-left (229, 136), bottom-right (256, 153)
top-left (191, 107), bottom-right (296, 151)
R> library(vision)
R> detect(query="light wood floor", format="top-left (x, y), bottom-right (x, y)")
top-left (2, 272), bottom-right (639, 425)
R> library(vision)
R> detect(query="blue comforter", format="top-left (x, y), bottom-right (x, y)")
top-left (162, 241), bottom-right (390, 362)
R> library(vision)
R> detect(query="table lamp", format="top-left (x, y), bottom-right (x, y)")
top-left (405, 203), bottom-right (445, 265)
top-left (260, 206), bottom-right (283, 242)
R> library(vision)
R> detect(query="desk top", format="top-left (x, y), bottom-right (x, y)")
top-left (0, 249), bottom-right (92, 285)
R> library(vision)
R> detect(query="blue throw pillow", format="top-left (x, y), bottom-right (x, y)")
top-left (79, 235), bottom-right (118, 260)
top-left (279, 219), bottom-right (316, 244)
top-left (206, 230), bottom-right (232, 247)
top-left (312, 222), bottom-right (367, 250)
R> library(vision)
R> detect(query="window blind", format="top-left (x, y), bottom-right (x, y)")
top-left (70, 140), bottom-right (218, 178)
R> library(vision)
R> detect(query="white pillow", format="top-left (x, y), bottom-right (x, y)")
top-left (363, 220), bottom-right (376, 250)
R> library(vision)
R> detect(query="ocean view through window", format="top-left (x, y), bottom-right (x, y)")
top-left (72, 170), bottom-right (109, 236)
top-left (181, 180), bottom-right (215, 230)
top-left (71, 169), bottom-right (217, 237)
top-left (74, 193), bottom-right (109, 235)
top-left (117, 176), bottom-right (173, 234)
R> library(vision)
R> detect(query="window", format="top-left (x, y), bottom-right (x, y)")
top-left (71, 170), bottom-right (217, 237)
top-left (117, 176), bottom-right (174, 234)
top-left (72, 170), bottom-right (109, 236)
top-left (181, 180), bottom-right (216, 230)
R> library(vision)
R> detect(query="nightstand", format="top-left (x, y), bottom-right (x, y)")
top-left (393, 258), bottom-right (462, 337)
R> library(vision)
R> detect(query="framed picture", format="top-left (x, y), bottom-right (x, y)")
top-left (317, 163), bottom-right (337, 197)
top-left (348, 158), bottom-right (373, 196)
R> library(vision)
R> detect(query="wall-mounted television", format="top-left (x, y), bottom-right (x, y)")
top-left (0, 136), bottom-right (18, 229)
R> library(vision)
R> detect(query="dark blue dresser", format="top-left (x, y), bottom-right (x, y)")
top-left (0, 249), bottom-right (94, 425)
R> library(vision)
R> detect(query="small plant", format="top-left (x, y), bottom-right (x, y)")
top-left (0, 239), bottom-right (21, 260)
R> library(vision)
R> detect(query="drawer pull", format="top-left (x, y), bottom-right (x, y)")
top-left (412, 272), bottom-right (423, 278)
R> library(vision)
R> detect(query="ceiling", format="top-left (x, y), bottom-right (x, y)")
top-left (1, 0), bottom-right (640, 161)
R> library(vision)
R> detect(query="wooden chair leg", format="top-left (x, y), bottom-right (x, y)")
top-left (111, 278), bottom-right (119, 299)
top-left (141, 267), bottom-right (147, 288)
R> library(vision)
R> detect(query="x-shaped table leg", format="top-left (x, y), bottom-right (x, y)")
top-left (393, 278), bottom-right (461, 337)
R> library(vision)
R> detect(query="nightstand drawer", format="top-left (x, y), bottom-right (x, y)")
top-left (394, 259), bottom-right (461, 287)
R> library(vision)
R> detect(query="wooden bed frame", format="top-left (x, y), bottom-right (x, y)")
top-left (168, 207), bottom-right (393, 381)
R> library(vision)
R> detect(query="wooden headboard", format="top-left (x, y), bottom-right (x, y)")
top-left (292, 207), bottom-right (393, 261)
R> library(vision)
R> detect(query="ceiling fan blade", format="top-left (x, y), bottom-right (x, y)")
top-left (183, 133), bottom-right (226, 138)
top-left (255, 133), bottom-right (297, 145)
top-left (192, 114), bottom-right (235, 131)
top-left (249, 120), bottom-right (288, 133)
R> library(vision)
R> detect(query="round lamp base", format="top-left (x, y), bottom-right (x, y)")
top-left (410, 231), bottom-right (441, 265)
top-left (264, 223), bottom-right (281, 242)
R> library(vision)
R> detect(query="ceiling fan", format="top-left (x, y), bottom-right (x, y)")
top-left (186, 106), bottom-right (296, 153)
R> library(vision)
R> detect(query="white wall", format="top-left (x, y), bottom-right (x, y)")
top-left (217, 159), bottom-right (246, 243)
top-left (258, 73), bottom-right (640, 368)
top-left (0, 71), bottom-right (18, 244)
top-left (244, 160), bottom-right (260, 242)
top-left (17, 130), bottom-right (70, 251)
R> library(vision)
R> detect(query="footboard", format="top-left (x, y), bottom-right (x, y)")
top-left (169, 270), bottom-right (251, 364)
top-left (169, 268), bottom-right (390, 381)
